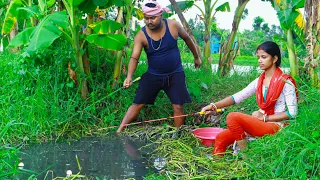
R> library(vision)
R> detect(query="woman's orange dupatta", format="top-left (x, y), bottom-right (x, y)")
top-left (256, 68), bottom-right (298, 115)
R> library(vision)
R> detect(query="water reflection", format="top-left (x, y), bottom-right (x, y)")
top-left (19, 134), bottom-right (158, 179)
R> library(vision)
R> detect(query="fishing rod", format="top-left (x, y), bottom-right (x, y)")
top-left (92, 109), bottom-right (225, 132)
top-left (83, 77), bottom-right (141, 111)
top-left (123, 109), bottom-right (224, 126)
top-left (90, 77), bottom-right (141, 105)
top-left (107, 77), bottom-right (141, 97)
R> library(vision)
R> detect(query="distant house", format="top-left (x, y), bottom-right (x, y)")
top-left (210, 35), bottom-right (221, 54)
top-left (210, 35), bottom-right (239, 54)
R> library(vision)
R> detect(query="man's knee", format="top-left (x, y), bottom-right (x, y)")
top-left (131, 103), bottom-right (144, 108)
top-left (173, 104), bottom-right (183, 110)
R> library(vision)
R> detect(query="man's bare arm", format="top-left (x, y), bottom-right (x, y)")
top-left (124, 31), bottom-right (144, 88)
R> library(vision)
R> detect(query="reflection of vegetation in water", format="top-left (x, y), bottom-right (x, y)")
top-left (18, 136), bottom-right (153, 179)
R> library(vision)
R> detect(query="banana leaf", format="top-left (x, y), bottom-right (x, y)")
top-left (8, 27), bottom-right (35, 48)
top-left (25, 11), bottom-right (68, 54)
top-left (89, 20), bottom-right (123, 34)
top-left (86, 33), bottom-right (127, 50)
top-left (163, 0), bottom-right (194, 18)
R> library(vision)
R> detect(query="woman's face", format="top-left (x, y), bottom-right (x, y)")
top-left (257, 49), bottom-right (277, 71)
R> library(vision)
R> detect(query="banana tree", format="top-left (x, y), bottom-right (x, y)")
top-left (193, 0), bottom-right (230, 71)
top-left (218, 0), bottom-right (249, 77)
top-left (0, 0), bottom-right (9, 51)
top-left (272, 0), bottom-right (305, 77)
top-left (304, 0), bottom-right (320, 87)
top-left (112, 0), bottom-right (144, 85)
top-left (1, 0), bottom-right (23, 52)
top-left (6, 0), bottom-right (127, 99)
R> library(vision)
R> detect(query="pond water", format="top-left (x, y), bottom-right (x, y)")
top-left (18, 134), bottom-right (164, 179)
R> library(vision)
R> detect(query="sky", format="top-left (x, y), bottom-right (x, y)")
top-left (142, 0), bottom-right (281, 32)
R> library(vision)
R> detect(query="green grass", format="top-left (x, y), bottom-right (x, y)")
top-left (245, 86), bottom-right (320, 179)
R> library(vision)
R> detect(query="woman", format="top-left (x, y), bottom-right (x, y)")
top-left (201, 41), bottom-right (298, 156)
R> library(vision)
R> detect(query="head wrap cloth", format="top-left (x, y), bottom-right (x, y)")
top-left (142, 1), bottom-right (171, 16)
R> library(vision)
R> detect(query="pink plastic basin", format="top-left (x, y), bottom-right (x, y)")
top-left (193, 127), bottom-right (224, 147)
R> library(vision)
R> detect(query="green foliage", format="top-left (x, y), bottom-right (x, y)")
top-left (215, 2), bottom-right (230, 12)
top-left (78, 0), bottom-right (97, 13)
top-left (163, 0), bottom-right (194, 18)
top-left (8, 27), bottom-right (35, 48)
top-left (187, 18), bottom-right (205, 46)
top-left (253, 16), bottom-right (265, 30)
top-left (89, 19), bottom-right (123, 34)
top-left (86, 34), bottom-right (127, 50)
top-left (1, 0), bottom-right (22, 35)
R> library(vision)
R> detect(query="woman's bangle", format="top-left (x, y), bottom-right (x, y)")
top-left (210, 103), bottom-right (217, 110)
top-left (263, 114), bottom-right (267, 122)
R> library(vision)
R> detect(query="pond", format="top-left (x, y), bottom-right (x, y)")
top-left (18, 134), bottom-right (165, 179)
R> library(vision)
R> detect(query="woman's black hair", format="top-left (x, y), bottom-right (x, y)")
top-left (256, 41), bottom-right (281, 67)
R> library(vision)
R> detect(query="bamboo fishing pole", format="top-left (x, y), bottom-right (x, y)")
top-left (107, 77), bottom-right (141, 97)
top-left (91, 109), bottom-right (225, 132)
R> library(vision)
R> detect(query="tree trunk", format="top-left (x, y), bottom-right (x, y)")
top-left (113, 7), bottom-right (124, 87)
top-left (218, 0), bottom-right (249, 76)
top-left (286, 29), bottom-right (298, 77)
top-left (203, 0), bottom-right (213, 71)
top-left (70, 10), bottom-right (88, 99)
top-left (168, 0), bottom-right (203, 68)
top-left (304, 0), bottom-right (320, 87)
top-left (82, 14), bottom-right (94, 76)
top-left (9, 22), bottom-right (19, 53)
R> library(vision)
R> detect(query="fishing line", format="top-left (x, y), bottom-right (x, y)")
top-left (91, 109), bottom-right (225, 132)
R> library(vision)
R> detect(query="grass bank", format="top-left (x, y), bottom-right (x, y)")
top-left (0, 50), bottom-right (318, 179)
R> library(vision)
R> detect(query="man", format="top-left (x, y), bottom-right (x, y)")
top-left (116, 1), bottom-right (201, 133)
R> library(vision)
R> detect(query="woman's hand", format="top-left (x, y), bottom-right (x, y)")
top-left (252, 110), bottom-right (264, 121)
top-left (201, 103), bottom-right (216, 115)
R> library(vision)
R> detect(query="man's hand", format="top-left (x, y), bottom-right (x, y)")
top-left (123, 77), bottom-right (133, 88)
top-left (252, 110), bottom-right (264, 120)
top-left (194, 57), bottom-right (201, 68)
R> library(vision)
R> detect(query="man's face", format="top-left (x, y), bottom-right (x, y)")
top-left (144, 15), bottom-right (162, 30)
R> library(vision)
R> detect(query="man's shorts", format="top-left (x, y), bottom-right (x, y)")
top-left (133, 71), bottom-right (192, 105)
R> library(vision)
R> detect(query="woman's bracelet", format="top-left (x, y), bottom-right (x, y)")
top-left (263, 114), bottom-right (268, 122)
top-left (210, 103), bottom-right (217, 110)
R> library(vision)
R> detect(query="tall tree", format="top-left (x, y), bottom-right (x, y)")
top-left (168, 0), bottom-right (202, 64)
top-left (252, 16), bottom-right (265, 30)
top-left (193, 0), bottom-right (230, 71)
top-left (187, 18), bottom-right (205, 46)
top-left (218, 0), bottom-right (250, 77)
top-left (304, 0), bottom-right (320, 87)
top-left (262, 23), bottom-right (270, 33)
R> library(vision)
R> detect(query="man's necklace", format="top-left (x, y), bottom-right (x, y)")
top-left (151, 36), bottom-right (162, 50)
top-left (150, 21), bottom-right (163, 51)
